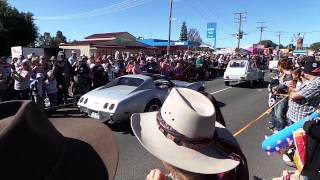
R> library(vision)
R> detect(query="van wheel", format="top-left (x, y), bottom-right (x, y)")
top-left (225, 81), bottom-right (230, 86)
top-left (144, 99), bottom-right (162, 112)
top-left (249, 80), bottom-right (255, 89)
top-left (259, 78), bottom-right (264, 84)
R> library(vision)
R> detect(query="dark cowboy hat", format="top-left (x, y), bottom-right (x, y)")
top-left (0, 100), bottom-right (118, 180)
top-left (302, 57), bottom-right (320, 76)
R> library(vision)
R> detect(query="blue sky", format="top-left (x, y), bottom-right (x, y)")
top-left (7, 0), bottom-right (320, 48)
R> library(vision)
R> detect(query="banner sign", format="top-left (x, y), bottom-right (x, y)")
top-left (207, 22), bottom-right (217, 39)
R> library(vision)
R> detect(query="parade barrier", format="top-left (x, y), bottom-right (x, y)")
top-left (261, 111), bottom-right (320, 154)
top-left (233, 96), bottom-right (288, 137)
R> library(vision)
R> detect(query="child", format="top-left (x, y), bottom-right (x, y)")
top-left (45, 70), bottom-right (58, 108)
top-left (291, 68), bottom-right (303, 90)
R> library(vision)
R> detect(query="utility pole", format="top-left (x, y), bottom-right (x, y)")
top-left (257, 21), bottom-right (267, 43)
top-left (234, 12), bottom-right (247, 52)
top-left (167, 0), bottom-right (174, 56)
top-left (277, 31), bottom-right (282, 58)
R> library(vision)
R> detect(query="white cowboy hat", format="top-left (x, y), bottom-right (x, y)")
top-left (131, 88), bottom-right (239, 174)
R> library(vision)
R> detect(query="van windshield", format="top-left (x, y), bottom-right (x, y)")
top-left (229, 61), bottom-right (247, 68)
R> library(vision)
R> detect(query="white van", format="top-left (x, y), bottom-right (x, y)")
top-left (268, 56), bottom-right (279, 72)
top-left (224, 58), bottom-right (264, 88)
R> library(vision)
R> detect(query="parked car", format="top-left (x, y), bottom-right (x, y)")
top-left (224, 58), bottom-right (264, 88)
top-left (77, 74), bottom-right (204, 123)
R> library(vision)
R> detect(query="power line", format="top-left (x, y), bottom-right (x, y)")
top-left (194, 0), bottom-right (235, 33)
top-left (185, 0), bottom-right (208, 20)
top-left (34, 0), bottom-right (152, 20)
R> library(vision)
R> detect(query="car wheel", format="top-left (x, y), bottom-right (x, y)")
top-left (144, 99), bottom-right (162, 112)
top-left (198, 86), bottom-right (205, 92)
top-left (225, 81), bottom-right (230, 86)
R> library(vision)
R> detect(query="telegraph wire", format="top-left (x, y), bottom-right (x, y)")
top-left (35, 0), bottom-right (152, 20)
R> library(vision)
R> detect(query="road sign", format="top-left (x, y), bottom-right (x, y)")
top-left (207, 22), bottom-right (217, 39)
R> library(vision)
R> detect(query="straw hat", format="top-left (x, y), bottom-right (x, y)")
top-left (131, 88), bottom-right (239, 174)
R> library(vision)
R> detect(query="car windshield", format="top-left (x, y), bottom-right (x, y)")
top-left (117, 77), bottom-right (144, 87)
top-left (229, 61), bottom-right (247, 68)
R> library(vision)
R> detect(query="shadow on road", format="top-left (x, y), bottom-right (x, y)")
top-left (104, 120), bottom-right (134, 136)
top-left (46, 105), bottom-right (134, 135)
top-left (253, 176), bottom-right (264, 180)
top-left (230, 81), bottom-right (269, 89)
top-left (46, 106), bottom-right (87, 118)
top-left (215, 100), bottom-right (226, 108)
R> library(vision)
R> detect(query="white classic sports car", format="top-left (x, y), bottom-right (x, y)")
top-left (78, 74), bottom-right (204, 123)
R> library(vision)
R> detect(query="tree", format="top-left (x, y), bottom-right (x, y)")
top-left (286, 44), bottom-right (296, 50)
top-left (259, 40), bottom-right (283, 49)
top-left (54, 30), bottom-right (67, 47)
top-left (179, 21), bottom-right (188, 41)
top-left (188, 28), bottom-right (202, 44)
top-left (310, 42), bottom-right (320, 51)
top-left (0, 0), bottom-right (38, 56)
top-left (37, 32), bottom-right (55, 48)
top-left (37, 31), bottom-right (67, 48)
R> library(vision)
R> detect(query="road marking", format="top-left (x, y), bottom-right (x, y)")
top-left (210, 87), bottom-right (232, 95)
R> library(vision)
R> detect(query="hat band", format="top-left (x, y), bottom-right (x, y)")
top-left (156, 112), bottom-right (242, 163)
top-left (156, 112), bottom-right (215, 150)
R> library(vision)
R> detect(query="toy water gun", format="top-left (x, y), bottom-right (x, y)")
top-left (262, 111), bottom-right (320, 155)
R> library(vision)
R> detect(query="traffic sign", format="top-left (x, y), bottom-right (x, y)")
top-left (207, 22), bottom-right (217, 39)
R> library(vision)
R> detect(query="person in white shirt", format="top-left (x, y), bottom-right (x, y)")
top-left (68, 50), bottom-right (78, 68)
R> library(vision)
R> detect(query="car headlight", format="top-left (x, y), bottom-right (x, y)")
top-left (109, 104), bottom-right (115, 110)
top-left (84, 98), bottom-right (88, 104)
top-left (103, 103), bottom-right (109, 109)
top-left (79, 97), bottom-right (84, 103)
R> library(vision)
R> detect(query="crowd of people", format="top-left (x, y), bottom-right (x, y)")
top-left (0, 49), bottom-right (268, 109)
top-left (268, 55), bottom-right (320, 179)
top-left (1, 47), bottom-right (319, 179)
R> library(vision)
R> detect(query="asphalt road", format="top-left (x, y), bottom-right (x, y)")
top-left (50, 76), bottom-right (292, 180)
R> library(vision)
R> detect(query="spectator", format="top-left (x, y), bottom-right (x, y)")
top-left (106, 63), bottom-right (116, 82)
top-left (132, 61), bottom-right (142, 74)
top-left (30, 73), bottom-right (44, 110)
top-left (126, 61), bottom-right (134, 74)
top-left (290, 68), bottom-right (303, 90)
top-left (174, 62), bottom-right (183, 80)
top-left (301, 115), bottom-right (320, 180)
top-left (92, 57), bottom-right (108, 89)
top-left (131, 88), bottom-right (248, 180)
top-left (0, 57), bottom-right (8, 101)
top-left (45, 70), bottom-right (58, 108)
top-left (74, 56), bottom-right (91, 95)
top-left (88, 55), bottom-right (96, 70)
top-left (48, 56), bottom-right (56, 70)
top-left (12, 59), bottom-right (31, 100)
top-left (0, 100), bottom-right (118, 180)
top-left (287, 58), bottom-right (320, 123)
top-left (68, 50), bottom-right (78, 68)
top-left (160, 59), bottom-right (172, 77)
top-left (53, 58), bottom-right (70, 105)
top-left (270, 59), bottom-right (292, 131)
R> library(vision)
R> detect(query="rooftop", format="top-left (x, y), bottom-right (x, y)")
top-left (84, 32), bottom-right (128, 39)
